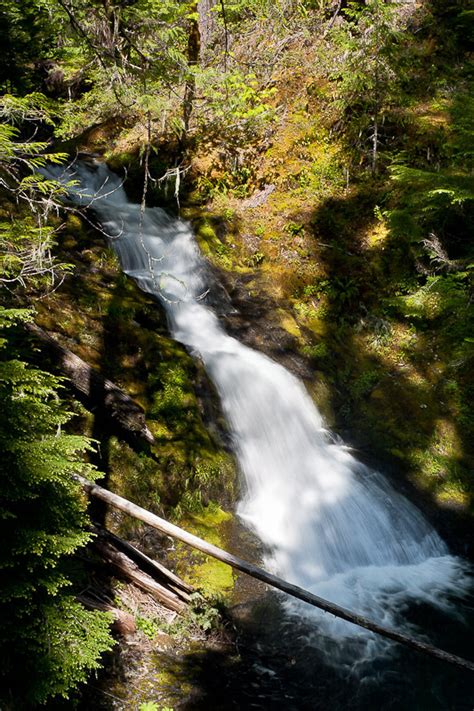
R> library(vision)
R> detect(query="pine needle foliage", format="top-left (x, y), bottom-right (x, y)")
top-left (0, 308), bottom-right (114, 706)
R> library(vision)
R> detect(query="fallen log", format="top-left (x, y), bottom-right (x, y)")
top-left (97, 527), bottom-right (194, 600)
top-left (77, 474), bottom-right (474, 674)
top-left (26, 322), bottom-right (155, 444)
top-left (77, 594), bottom-right (137, 637)
top-left (92, 537), bottom-right (186, 614)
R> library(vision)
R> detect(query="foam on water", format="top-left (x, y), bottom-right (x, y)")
top-left (50, 161), bottom-right (471, 661)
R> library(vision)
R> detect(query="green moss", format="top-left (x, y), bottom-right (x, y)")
top-left (277, 308), bottom-right (302, 339)
top-left (185, 557), bottom-right (235, 597)
top-left (171, 505), bottom-right (235, 598)
top-left (185, 505), bottom-right (232, 533)
top-left (106, 150), bottom-right (137, 168)
top-left (302, 342), bottom-right (329, 362)
top-left (197, 222), bottom-right (218, 242)
top-left (195, 219), bottom-right (220, 254)
top-left (308, 375), bottom-right (335, 426)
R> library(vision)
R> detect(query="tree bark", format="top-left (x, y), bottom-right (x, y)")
top-left (97, 527), bottom-right (194, 600)
top-left (92, 538), bottom-right (186, 614)
top-left (183, 4), bottom-right (201, 136)
top-left (198, 0), bottom-right (218, 51)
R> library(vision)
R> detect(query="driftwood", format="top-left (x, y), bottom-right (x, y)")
top-left (98, 527), bottom-right (194, 600)
top-left (26, 322), bottom-right (155, 444)
top-left (77, 475), bottom-right (474, 674)
top-left (92, 537), bottom-right (186, 614)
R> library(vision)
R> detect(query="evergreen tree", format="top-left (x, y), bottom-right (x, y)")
top-left (0, 93), bottom-right (114, 708)
top-left (0, 309), bottom-right (114, 707)
top-left (0, 0), bottom-right (58, 92)
top-left (331, 0), bottom-right (403, 173)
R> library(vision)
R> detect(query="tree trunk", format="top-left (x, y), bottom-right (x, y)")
top-left (198, 0), bottom-right (218, 51)
top-left (372, 115), bottom-right (378, 174)
top-left (183, 4), bottom-right (201, 137)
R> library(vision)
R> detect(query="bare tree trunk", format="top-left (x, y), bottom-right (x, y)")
top-left (372, 115), bottom-right (378, 174)
top-left (183, 4), bottom-right (201, 137)
top-left (198, 0), bottom-right (218, 51)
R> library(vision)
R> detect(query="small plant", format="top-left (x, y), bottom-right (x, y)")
top-left (284, 221), bottom-right (305, 236)
top-left (246, 251), bottom-right (265, 267)
top-left (374, 204), bottom-right (385, 221)
top-left (222, 207), bottom-right (235, 222)
top-left (188, 593), bottom-right (221, 632)
top-left (332, 277), bottom-right (360, 305)
top-left (136, 615), bottom-right (160, 640)
top-left (303, 279), bottom-right (330, 298)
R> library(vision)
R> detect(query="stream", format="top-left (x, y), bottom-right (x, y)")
top-left (51, 161), bottom-right (473, 709)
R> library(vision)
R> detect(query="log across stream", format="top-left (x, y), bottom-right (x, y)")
top-left (77, 474), bottom-right (474, 673)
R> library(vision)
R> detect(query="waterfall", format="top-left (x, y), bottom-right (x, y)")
top-left (50, 161), bottom-right (470, 660)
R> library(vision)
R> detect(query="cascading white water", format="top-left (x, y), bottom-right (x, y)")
top-left (51, 161), bottom-right (470, 657)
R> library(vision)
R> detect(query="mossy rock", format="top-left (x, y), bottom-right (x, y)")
top-left (171, 506), bottom-right (236, 598)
